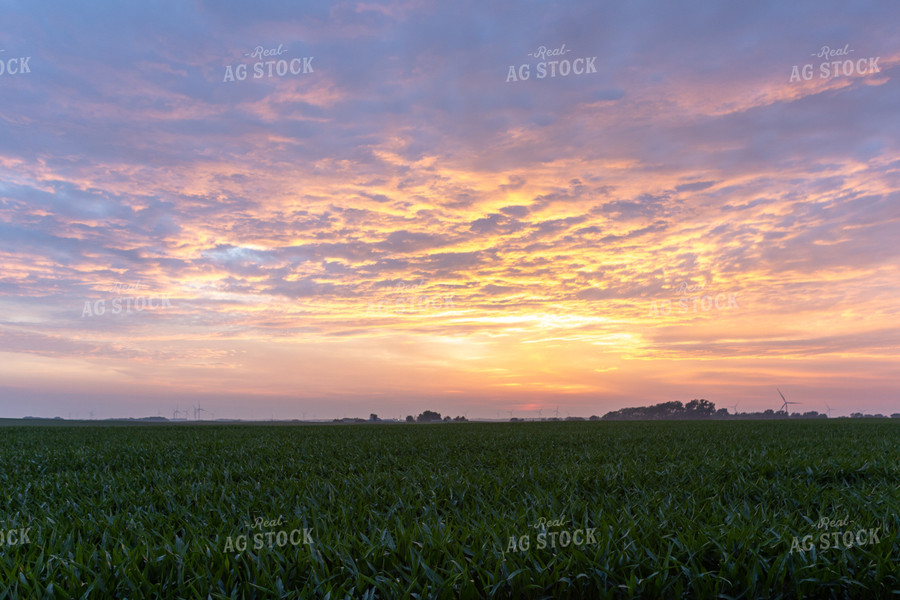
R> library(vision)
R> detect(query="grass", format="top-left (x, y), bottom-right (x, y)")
top-left (0, 420), bottom-right (897, 598)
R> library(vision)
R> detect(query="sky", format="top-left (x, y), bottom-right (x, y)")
top-left (0, 0), bottom-right (898, 420)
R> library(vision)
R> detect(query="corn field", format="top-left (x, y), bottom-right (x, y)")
top-left (0, 420), bottom-right (897, 598)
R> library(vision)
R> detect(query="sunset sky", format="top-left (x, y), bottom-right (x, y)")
top-left (1, 0), bottom-right (898, 420)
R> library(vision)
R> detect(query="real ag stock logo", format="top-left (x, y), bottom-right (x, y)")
top-left (81, 281), bottom-right (172, 318)
top-left (789, 44), bottom-right (880, 83)
top-left (367, 280), bottom-right (455, 315)
top-left (223, 43), bottom-right (314, 83)
top-left (222, 514), bottom-right (313, 553)
top-left (506, 43), bottom-right (597, 82)
top-left (648, 281), bottom-right (738, 318)
top-left (0, 49), bottom-right (32, 77)
top-left (505, 514), bottom-right (598, 553)
top-left (787, 514), bottom-right (886, 555)
top-left (0, 524), bottom-right (32, 549)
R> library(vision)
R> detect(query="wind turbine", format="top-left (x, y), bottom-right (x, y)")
top-left (777, 389), bottom-right (801, 415)
top-left (824, 402), bottom-right (834, 418)
top-left (194, 404), bottom-right (209, 421)
top-left (730, 402), bottom-right (740, 415)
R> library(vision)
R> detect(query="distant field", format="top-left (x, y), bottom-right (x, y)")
top-left (0, 421), bottom-right (897, 598)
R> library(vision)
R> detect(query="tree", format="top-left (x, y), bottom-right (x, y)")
top-left (658, 401), bottom-right (685, 416)
top-left (601, 399), bottom-right (720, 421)
top-left (405, 415), bottom-right (414, 423)
top-left (369, 413), bottom-right (379, 422)
top-left (685, 399), bottom-right (715, 416)
top-left (417, 410), bottom-right (442, 423)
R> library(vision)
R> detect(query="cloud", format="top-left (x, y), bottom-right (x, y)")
top-left (0, 0), bottom-right (898, 418)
